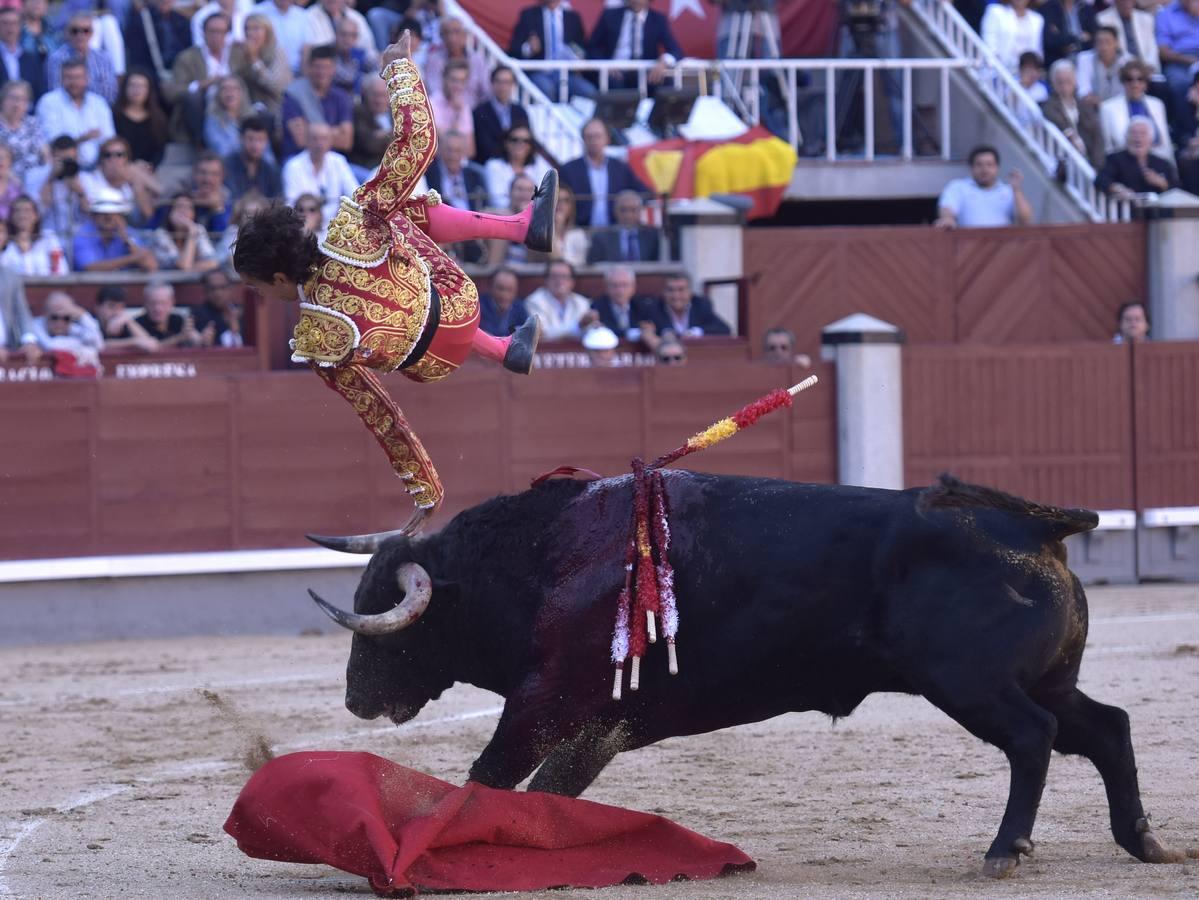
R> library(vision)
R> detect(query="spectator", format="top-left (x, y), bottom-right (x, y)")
top-left (1043, 58), bottom-right (1106, 167)
top-left (250, 0), bottom-right (306, 75)
top-left (191, 151), bottom-right (234, 231)
top-left (431, 60), bottom-right (476, 158)
top-left (586, 189), bottom-right (659, 263)
top-left (0, 264), bottom-right (40, 363)
top-left (192, 267), bottom-right (244, 347)
top-left (1078, 26), bottom-right (1133, 107)
top-left (586, 0), bottom-right (683, 90)
top-left (0, 80), bottom-right (47, 187)
top-left (90, 0), bottom-right (125, 79)
top-left (302, 0), bottom-right (376, 67)
top-left (1095, 116), bottom-right (1180, 196)
top-left (0, 6), bottom-right (46, 99)
top-left (282, 121), bottom-right (356, 225)
top-left (402, 0), bottom-right (438, 47)
top-left (478, 266), bottom-right (529, 336)
top-left (547, 181), bottom-right (588, 266)
top-left (113, 70), bottom-right (170, 168)
top-left (80, 136), bottom-right (160, 227)
top-left (2, 194), bottom-right (64, 275)
top-left (19, 0), bottom-right (58, 78)
top-left (425, 129), bottom-right (487, 211)
top-left (190, 0), bottom-right (248, 47)
top-left (34, 57), bottom-right (114, 168)
top-left (424, 16), bottom-right (489, 106)
top-left (294, 191), bottom-right (324, 235)
top-left (1156, 0), bottom-right (1199, 138)
top-left (485, 172), bottom-right (537, 266)
top-left (31, 289), bottom-right (104, 366)
top-left (124, 0), bottom-right (191, 83)
top-left (135, 279), bottom-right (197, 347)
top-left (509, 0), bottom-right (596, 101)
top-left (152, 192), bottom-right (220, 271)
top-left (203, 75), bottom-right (250, 157)
top-left (650, 273), bottom-right (732, 339)
top-left (223, 115), bottom-right (282, 199)
top-left (46, 13), bottom-right (118, 103)
top-left (982, 0), bottom-right (1045, 75)
top-left (1113, 299), bottom-right (1150, 343)
top-left (560, 117), bottom-right (649, 229)
top-left (1100, 60), bottom-right (1172, 159)
top-left (364, 3), bottom-right (415, 59)
top-left (583, 324), bottom-right (621, 367)
top-left (350, 76), bottom-right (392, 171)
top-left (483, 123), bottom-right (551, 209)
top-left (523, 258), bottom-right (596, 340)
top-left (473, 65), bottom-right (528, 164)
top-left (229, 13), bottom-right (291, 119)
top-left (72, 188), bottom-right (159, 272)
top-left (1097, 0), bottom-right (1160, 73)
top-left (29, 135), bottom-right (89, 239)
top-left (281, 43), bottom-right (352, 160)
top-left (163, 11), bottom-right (232, 145)
top-left (0, 146), bottom-right (21, 220)
top-left (215, 188), bottom-right (267, 263)
top-left (762, 327), bottom-right (798, 365)
top-left (655, 336), bottom-right (686, 366)
top-left (1039, 0), bottom-right (1086, 67)
top-left (1018, 51), bottom-right (1049, 104)
top-left (934, 145), bottom-right (1034, 228)
top-left (329, 17), bottom-right (371, 97)
top-left (93, 284), bottom-right (158, 352)
top-left (590, 263), bottom-right (656, 344)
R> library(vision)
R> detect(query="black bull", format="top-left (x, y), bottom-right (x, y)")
top-left (308, 472), bottom-right (1197, 878)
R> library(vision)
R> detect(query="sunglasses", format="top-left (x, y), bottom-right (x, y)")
top-left (1123, 75), bottom-right (1147, 83)
top-left (659, 354), bottom-right (685, 364)
top-left (506, 136), bottom-right (532, 144)
top-left (47, 313), bottom-right (73, 322)
top-left (101, 150), bottom-right (127, 159)
top-left (765, 344), bottom-right (791, 352)
top-left (297, 205), bottom-right (319, 213)
top-left (69, 26), bottom-right (92, 34)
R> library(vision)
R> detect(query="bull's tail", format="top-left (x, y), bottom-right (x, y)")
top-left (918, 474), bottom-right (1099, 541)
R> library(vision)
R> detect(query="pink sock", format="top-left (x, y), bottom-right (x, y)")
top-left (426, 202), bottom-right (532, 244)
top-left (471, 329), bottom-right (511, 364)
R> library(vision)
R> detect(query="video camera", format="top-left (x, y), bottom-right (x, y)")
top-left (842, 0), bottom-right (885, 55)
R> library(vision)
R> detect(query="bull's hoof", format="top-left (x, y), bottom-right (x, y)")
top-left (1141, 831), bottom-right (1188, 864)
top-left (981, 856), bottom-right (1020, 879)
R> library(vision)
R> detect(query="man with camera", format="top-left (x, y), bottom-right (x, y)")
top-left (27, 135), bottom-right (90, 240)
top-left (838, 0), bottom-right (911, 153)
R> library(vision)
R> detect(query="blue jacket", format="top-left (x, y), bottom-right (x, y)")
top-left (558, 156), bottom-right (650, 228)
top-left (587, 7), bottom-right (683, 61)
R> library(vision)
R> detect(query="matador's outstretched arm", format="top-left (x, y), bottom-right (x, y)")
top-left (312, 363), bottom-right (443, 514)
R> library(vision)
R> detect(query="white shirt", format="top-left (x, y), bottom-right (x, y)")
top-left (483, 155), bottom-right (551, 209)
top-left (538, 6), bottom-right (571, 60)
top-left (1076, 49), bottom-right (1132, 103)
top-left (303, 5), bottom-right (377, 57)
top-left (614, 9), bottom-right (647, 60)
top-left (193, 43), bottom-right (231, 92)
top-left (80, 171), bottom-right (136, 209)
top-left (252, 0), bottom-right (308, 73)
top-left (34, 89), bottom-right (116, 169)
top-left (585, 158), bottom-right (610, 227)
top-left (938, 177), bottom-right (1016, 228)
top-left (523, 286), bottom-right (592, 340)
top-left (0, 41), bottom-right (20, 81)
top-left (90, 12), bottom-right (126, 75)
top-left (1, 233), bottom-right (66, 277)
top-left (981, 4), bottom-right (1045, 74)
top-left (282, 149), bottom-right (358, 225)
top-left (191, 0), bottom-right (250, 48)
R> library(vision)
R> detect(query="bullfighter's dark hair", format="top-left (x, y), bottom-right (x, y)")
top-left (968, 145), bottom-right (1000, 166)
top-left (232, 202), bottom-right (322, 285)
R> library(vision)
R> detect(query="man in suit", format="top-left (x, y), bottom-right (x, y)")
top-left (478, 266), bottom-right (530, 336)
top-left (586, 189), bottom-right (661, 263)
top-left (1097, 0), bottom-right (1160, 72)
top-left (162, 11), bottom-right (232, 145)
top-left (559, 117), bottom-right (650, 228)
top-left (1095, 116), bottom-right (1180, 197)
top-left (587, 0), bottom-right (683, 89)
top-left (1042, 59), bottom-right (1106, 168)
top-left (1099, 60), bottom-right (1172, 160)
top-left (1038, 0), bottom-right (1086, 67)
top-left (649, 273), bottom-right (731, 339)
top-left (1077, 26), bottom-right (1133, 107)
top-left (124, 0), bottom-right (192, 83)
top-left (0, 7), bottom-right (46, 99)
top-left (473, 65), bottom-right (529, 163)
top-left (590, 263), bottom-right (656, 345)
top-left (0, 267), bottom-right (42, 364)
top-left (424, 129), bottom-right (489, 263)
top-left (508, 0), bottom-right (596, 100)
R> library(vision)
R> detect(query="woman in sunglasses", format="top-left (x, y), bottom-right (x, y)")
top-left (483, 123), bottom-right (552, 209)
top-left (233, 32), bottom-right (555, 536)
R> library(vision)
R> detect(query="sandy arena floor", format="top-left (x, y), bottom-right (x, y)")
top-left (1, 584), bottom-right (1197, 899)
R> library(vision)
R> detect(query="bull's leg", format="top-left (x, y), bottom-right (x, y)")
top-left (925, 685), bottom-right (1057, 878)
top-left (527, 722), bottom-right (627, 796)
top-left (467, 686), bottom-right (585, 789)
top-left (1043, 687), bottom-right (1198, 863)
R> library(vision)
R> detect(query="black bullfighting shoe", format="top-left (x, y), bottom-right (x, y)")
top-left (503, 316), bottom-right (541, 375)
top-left (524, 169), bottom-right (558, 253)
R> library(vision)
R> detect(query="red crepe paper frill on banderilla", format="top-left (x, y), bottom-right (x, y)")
top-left (610, 379), bottom-right (817, 700)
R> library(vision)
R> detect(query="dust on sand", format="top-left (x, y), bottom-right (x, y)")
top-left (1, 584), bottom-right (1197, 899)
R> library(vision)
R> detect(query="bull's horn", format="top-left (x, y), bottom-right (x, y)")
top-left (308, 563), bottom-right (432, 635)
top-left (306, 508), bottom-right (431, 553)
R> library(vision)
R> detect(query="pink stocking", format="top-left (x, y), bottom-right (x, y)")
top-left (470, 329), bottom-right (511, 364)
top-left (425, 202), bottom-right (532, 244)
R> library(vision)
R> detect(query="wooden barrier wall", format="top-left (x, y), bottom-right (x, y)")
top-left (744, 223), bottom-right (1146, 356)
top-left (0, 361), bottom-right (835, 560)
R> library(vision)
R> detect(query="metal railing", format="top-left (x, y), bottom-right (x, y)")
top-left (911, 0), bottom-right (1130, 222)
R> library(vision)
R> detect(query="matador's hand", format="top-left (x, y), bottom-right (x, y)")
top-left (381, 29), bottom-right (413, 70)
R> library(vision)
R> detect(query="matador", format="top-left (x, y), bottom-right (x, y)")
top-left (233, 35), bottom-right (553, 537)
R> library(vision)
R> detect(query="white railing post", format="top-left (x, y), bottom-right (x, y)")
top-left (864, 61), bottom-right (875, 160)
top-left (902, 66), bottom-right (913, 160)
top-left (940, 66), bottom-right (950, 161)
top-left (787, 67), bottom-right (800, 150)
top-left (825, 69), bottom-right (836, 161)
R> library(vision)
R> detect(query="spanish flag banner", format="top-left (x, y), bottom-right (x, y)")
top-left (627, 125), bottom-right (798, 221)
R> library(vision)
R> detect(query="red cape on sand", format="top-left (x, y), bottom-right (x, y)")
top-left (224, 751), bottom-right (755, 897)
